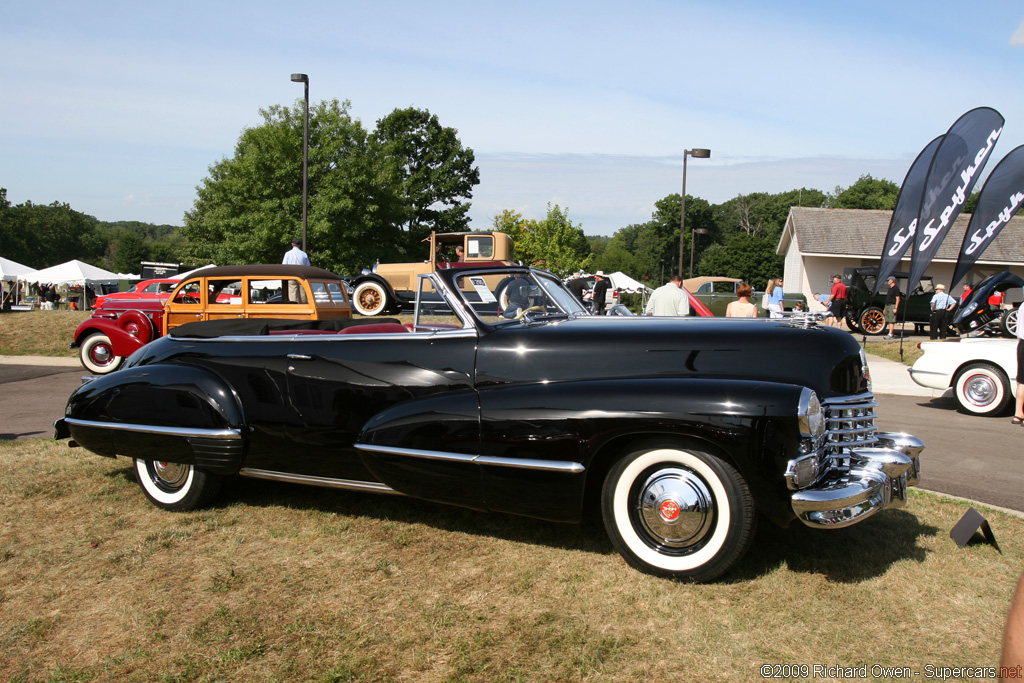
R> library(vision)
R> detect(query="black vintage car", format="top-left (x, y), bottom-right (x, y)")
top-left (55, 265), bottom-right (924, 582)
top-left (842, 266), bottom-right (941, 335)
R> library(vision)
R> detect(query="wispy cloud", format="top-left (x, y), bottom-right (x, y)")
top-left (1012, 19), bottom-right (1024, 46)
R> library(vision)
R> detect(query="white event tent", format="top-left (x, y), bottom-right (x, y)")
top-left (30, 259), bottom-right (121, 309)
top-left (31, 259), bottom-right (120, 286)
top-left (1, 256), bottom-right (38, 306)
top-left (608, 271), bottom-right (653, 294)
top-left (0, 256), bottom-right (37, 282)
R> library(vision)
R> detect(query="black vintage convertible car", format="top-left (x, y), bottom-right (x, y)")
top-left (55, 265), bottom-right (924, 582)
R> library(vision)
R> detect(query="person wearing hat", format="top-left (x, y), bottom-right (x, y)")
top-left (883, 276), bottom-right (902, 339)
top-left (591, 271), bottom-right (611, 315)
top-left (929, 283), bottom-right (957, 339)
top-left (282, 238), bottom-right (310, 267)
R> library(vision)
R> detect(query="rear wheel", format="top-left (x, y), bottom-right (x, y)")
top-left (601, 446), bottom-right (755, 582)
top-left (79, 332), bottom-right (124, 374)
top-left (134, 459), bottom-right (223, 511)
top-left (353, 281), bottom-right (391, 316)
top-left (858, 307), bottom-right (886, 335)
top-left (953, 363), bottom-right (1012, 415)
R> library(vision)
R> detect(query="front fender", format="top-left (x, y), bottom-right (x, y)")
top-left (476, 377), bottom-right (806, 522)
top-left (60, 364), bottom-right (247, 474)
top-left (72, 317), bottom-right (147, 357)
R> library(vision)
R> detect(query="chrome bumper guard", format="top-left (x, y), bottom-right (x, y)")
top-left (791, 432), bottom-right (924, 529)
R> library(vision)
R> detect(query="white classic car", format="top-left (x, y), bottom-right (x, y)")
top-left (909, 338), bottom-right (1018, 415)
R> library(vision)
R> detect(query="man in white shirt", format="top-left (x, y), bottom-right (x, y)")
top-left (283, 238), bottom-right (310, 266)
top-left (644, 275), bottom-right (690, 317)
top-left (928, 283), bottom-right (956, 339)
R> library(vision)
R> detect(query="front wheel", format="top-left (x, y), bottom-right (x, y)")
top-left (1001, 308), bottom-right (1018, 338)
top-left (353, 281), bottom-right (392, 316)
top-left (601, 446), bottom-right (755, 582)
top-left (953, 363), bottom-right (1012, 415)
top-left (79, 332), bottom-right (124, 374)
top-left (134, 459), bottom-right (223, 511)
top-left (858, 307), bottom-right (886, 335)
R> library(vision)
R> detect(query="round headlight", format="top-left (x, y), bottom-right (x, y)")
top-left (798, 388), bottom-right (826, 441)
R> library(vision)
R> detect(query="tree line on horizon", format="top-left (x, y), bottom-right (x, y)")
top-left (0, 97), bottom-right (982, 287)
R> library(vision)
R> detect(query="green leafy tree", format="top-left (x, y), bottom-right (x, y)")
top-left (828, 174), bottom-right (899, 210)
top-left (0, 194), bottom-right (103, 268)
top-left (181, 99), bottom-right (405, 274)
top-left (372, 107), bottom-right (480, 251)
top-left (696, 233), bottom-right (782, 290)
top-left (491, 209), bottom-right (537, 259)
top-left (111, 231), bottom-right (148, 273)
top-left (498, 204), bottom-right (591, 277)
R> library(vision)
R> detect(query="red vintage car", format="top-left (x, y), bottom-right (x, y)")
top-left (92, 279), bottom-right (178, 307)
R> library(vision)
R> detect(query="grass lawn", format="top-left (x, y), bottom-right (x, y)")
top-left (1, 439), bottom-right (1021, 682)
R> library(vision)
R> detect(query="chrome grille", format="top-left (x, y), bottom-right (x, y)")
top-left (822, 394), bottom-right (878, 469)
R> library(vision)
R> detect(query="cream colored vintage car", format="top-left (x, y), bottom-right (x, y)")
top-left (350, 231), bottom-right (516, 315)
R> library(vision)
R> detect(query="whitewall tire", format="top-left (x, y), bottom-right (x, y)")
top-left (953, 363), bottom-right (1011, 416)
top-left (79, 333), bottom-right (124, 374)
top-left (353, 282), bottom-right (391, 316)
top-left (134, 459), bottom-right (223, 511)
top-left (601, 446), bottom-right (755, 582)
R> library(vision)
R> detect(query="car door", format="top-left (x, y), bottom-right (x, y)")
top-left (163, 278), bottom-right (206, 332)
top-left (280, 329), bottom-right (484, 505)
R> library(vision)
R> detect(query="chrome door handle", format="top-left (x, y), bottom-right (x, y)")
top-left (287, 354), bottom-right (312, 360)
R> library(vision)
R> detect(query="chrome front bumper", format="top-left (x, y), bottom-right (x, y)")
top-left (791, 432), bottom-right (924, 529)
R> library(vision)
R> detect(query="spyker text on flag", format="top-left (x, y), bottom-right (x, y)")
top-left (950, 145), bottom-right (1024, 289)
top-left (908, 107), bottom-right (1004, 289)
top-left (873, 136), bottom-right (943, 293)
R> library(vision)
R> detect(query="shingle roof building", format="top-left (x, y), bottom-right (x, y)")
top-left (779, 207), bottom-right (1024, 305)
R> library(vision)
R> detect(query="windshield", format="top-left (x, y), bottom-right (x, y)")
top-left (452, 269), bottom-right (588, 325)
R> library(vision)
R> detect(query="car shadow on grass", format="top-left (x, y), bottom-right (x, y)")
top-left (728, 510), bottom-right (940, 584)
top-left (106, 466), bottom-right (940, 583)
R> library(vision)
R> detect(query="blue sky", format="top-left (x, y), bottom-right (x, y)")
top-left (2, 1), bottom-right (1023, 237)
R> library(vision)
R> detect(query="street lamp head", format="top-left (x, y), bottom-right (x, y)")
top-left (290, 73), bottom-right (309, 83)
top-left (687, 148), bottom-right (711, 158)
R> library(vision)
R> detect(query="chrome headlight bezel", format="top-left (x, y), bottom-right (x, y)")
top-left (797, 388), bottom-right (826, 443)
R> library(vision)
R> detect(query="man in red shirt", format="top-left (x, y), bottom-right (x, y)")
top-left (824, 275), bottom-right (848, 328)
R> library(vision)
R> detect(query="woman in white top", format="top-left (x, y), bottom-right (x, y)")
top-left (766, 278), bottom-right (785, 318)
top-left (726, 283), bottom-right (758, 318)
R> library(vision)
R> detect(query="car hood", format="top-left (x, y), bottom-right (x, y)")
top-left (476, 315), bottom-right (868, 398)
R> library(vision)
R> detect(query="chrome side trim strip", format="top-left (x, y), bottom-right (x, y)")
top-left (64, 417), bottom-right (241, 440)
top-left (355, 443), bottom-right (585, 474)
top-left (238, 468), bottom-right (402, 495)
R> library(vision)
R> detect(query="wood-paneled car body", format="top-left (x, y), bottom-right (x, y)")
top-left (70, 265), bottom-right (351, 374)
top-left (56, 265), bottom-right (924, 582)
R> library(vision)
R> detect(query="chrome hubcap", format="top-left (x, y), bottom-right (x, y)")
top-left (964, 375), bottom-right (996, 406)
top-left (91, 345), bottom-right (112, 364)
top-left (152, 461), bottom-right (188, 489)
top-left (637, 467), bottom-right (714, 549)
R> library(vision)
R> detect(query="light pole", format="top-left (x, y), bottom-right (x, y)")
top-left (690, 228), bottom-right (708, 279)
top-left (290, 73), bottom-right (309, 251)
top-left (678, 148), bottom-right (711, 278)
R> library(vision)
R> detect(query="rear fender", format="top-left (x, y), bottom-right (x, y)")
top-left (62, 364), bottom-right (246, 474)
